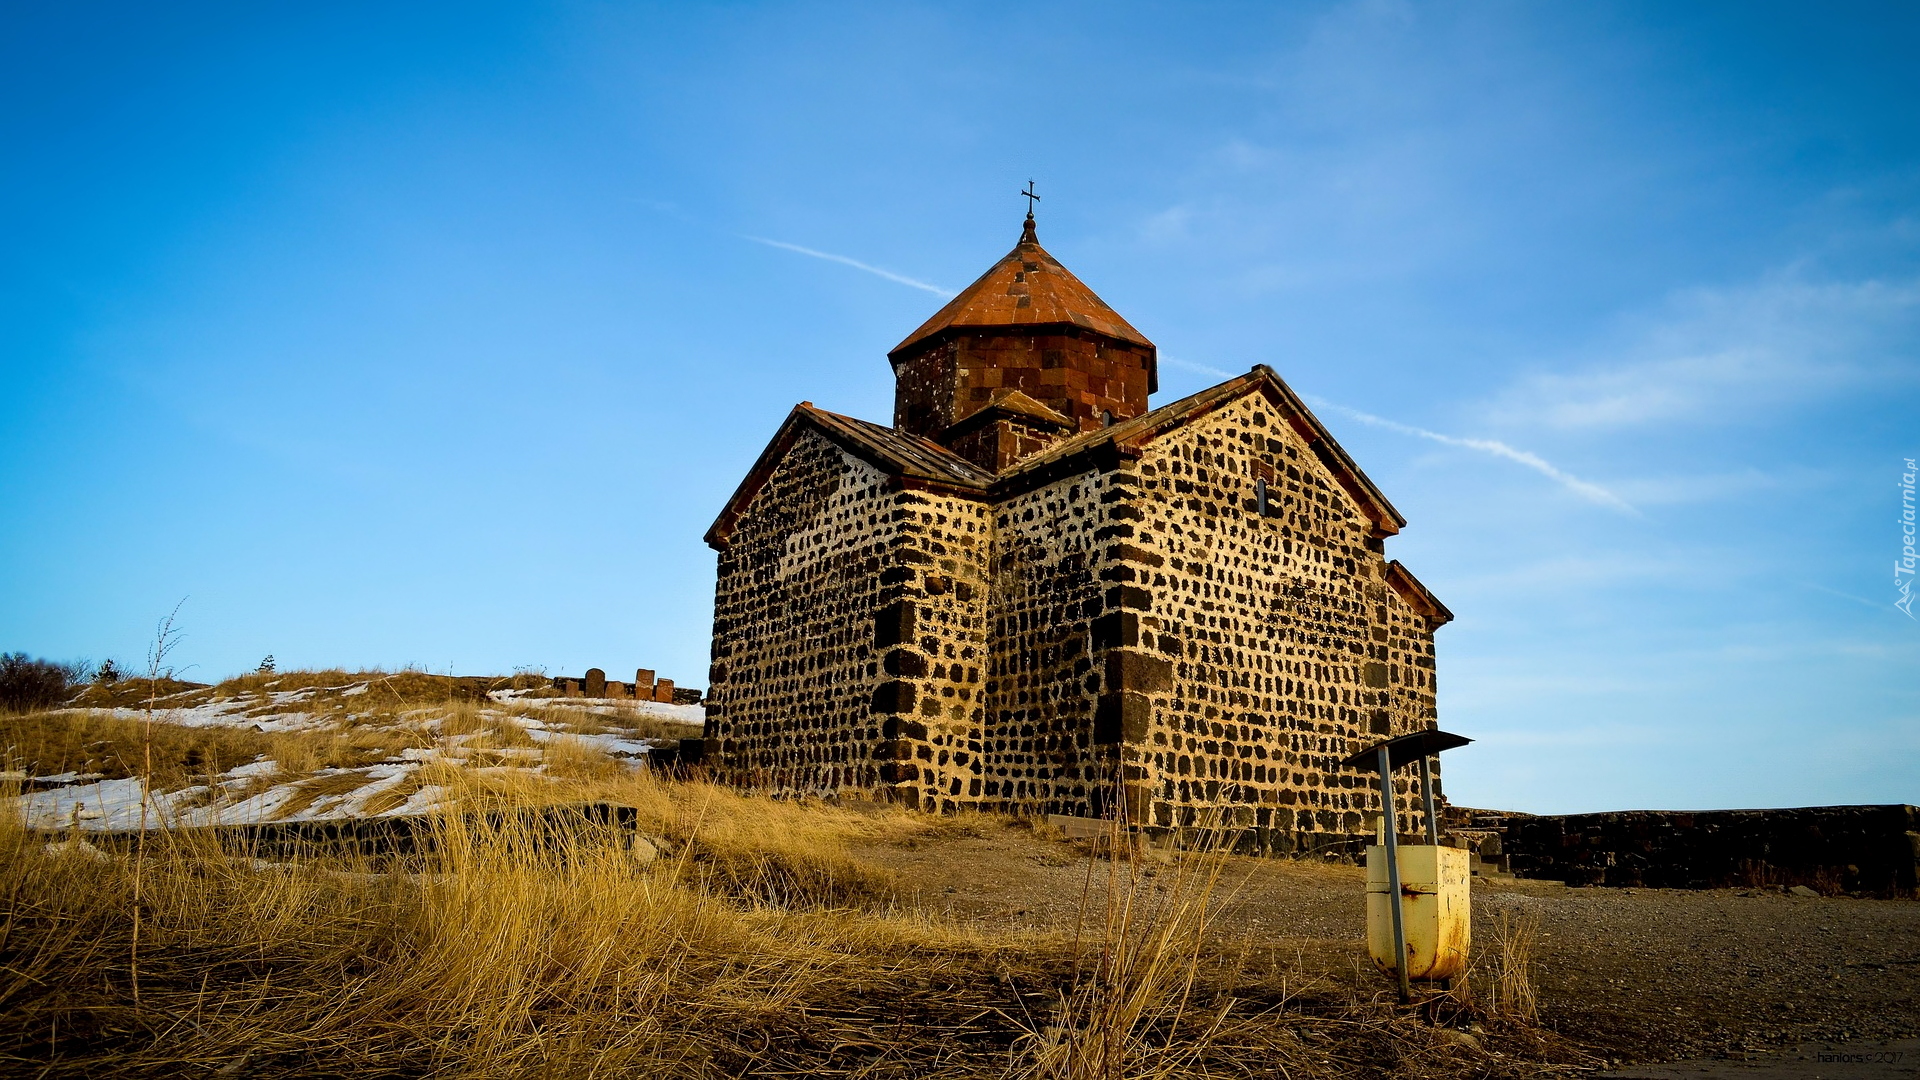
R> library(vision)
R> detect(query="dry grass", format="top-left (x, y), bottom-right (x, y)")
top-left (1482, 906), bottom-right (1542, 1023)
top-left (0, 710), bottom-right (276, 788)
top-left (63, 678), bottom-right (213, 711)
top-left (0, 708), bottom-right (419, 795)
top-left (542, 735), bottom-right (626, 783)
top-left (273, 770), bottom-right (388, 819)
top-left (0, 699), bottom-right (1590, 1078)
top-left (1018, 817), bottom-right (1237, 1080)
top-left (438, 702), bottom-right (535, 748)
top-left (512, 701), bottom-right (702, 743)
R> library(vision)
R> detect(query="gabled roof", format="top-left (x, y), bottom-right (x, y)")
top-left (706, 366), bottom-right (1410, 550)
top-left (704, 403), bottom-right (992, 550)
top-left (1385, 561), bottom-right (1454, 627)
top-left (995, 365), bottom-right (1408, 537)
top-left (890, 218), bottom-right (1155, 362)
top-left (944, 389), bottom-right (1076, 438)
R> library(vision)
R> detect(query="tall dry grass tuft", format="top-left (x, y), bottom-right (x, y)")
top-left (1483, 906), bottom-right (1542, 1024)
top-left (541, 733), bottom-right (625, 782)
top-left (1017, 814), bottom-right (1238, 1080)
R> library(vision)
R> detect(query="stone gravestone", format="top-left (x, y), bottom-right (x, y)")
top-left (654, 678), bottom-right (675, 703)
top-left (584, 668), bottom-right (607, 698)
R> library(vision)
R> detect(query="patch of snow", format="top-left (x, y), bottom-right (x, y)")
top-left (29, 771), bottom-right (104, 786)
top-left (384, 784), bottom-right (446, 817)
top-left (16, 777), bottom-right (195, 831)
top-left (44, 839), bottom-right (112, 863)
top-left (491, 689), bottom-right (706, 727)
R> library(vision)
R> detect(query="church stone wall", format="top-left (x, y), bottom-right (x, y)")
top-left (704, 428), bottom-right (995, 809)
top-left (867, 487), bottom-right (993, 813)
top-left (705, 431), bottom-right (900, 796)
top-left (979, 468), bottom-right (1119, 815)
top-left (1121, 396), bottom-right (1440, 853)
top-left (705, 400), bottom-right (1442, 847)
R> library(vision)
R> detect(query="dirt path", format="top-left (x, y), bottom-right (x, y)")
top-left (855, 821), bottom-right (1920, 1069)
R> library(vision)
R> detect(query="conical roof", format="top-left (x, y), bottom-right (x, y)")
top-left (889, 218), bottom-right (1155, 359)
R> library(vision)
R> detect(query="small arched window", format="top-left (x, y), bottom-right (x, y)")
top-left (1101, 410), bottom-right (1114, 427)
top-left (1255, 477), bottom-right (1268, 517)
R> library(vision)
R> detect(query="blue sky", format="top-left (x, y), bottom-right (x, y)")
top-left (3, 2), bottom-right (1915, 814)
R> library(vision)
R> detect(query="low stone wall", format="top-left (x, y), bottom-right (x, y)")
top-left (1498, 804), bottom-right (1920, 895)
top-left (46, 803), bottom-right (642, 860)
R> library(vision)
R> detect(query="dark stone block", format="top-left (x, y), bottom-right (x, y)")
top-left (875, 601), bottom-right (919, 647)
top-left (884, 649), bottom-right (929, 677)
top-left (1105, 585), bottom-right (1152, 611)
top-left (870, 680), bottom-right (917, 714)
top-left (1105, 650), bottom-right (1172, 693)
top-left (882, 716), bottom-right (929, 740)
top-left (1092, 612), bottom-right (1140, 649)
top-left (1105, 543), bottom-right (1165, 567)
top-left (1094, 691), bottom-right (1152, 744)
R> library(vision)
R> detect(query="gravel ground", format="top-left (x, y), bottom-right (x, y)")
top-left (859, 823), bottom-right (1920, 1071)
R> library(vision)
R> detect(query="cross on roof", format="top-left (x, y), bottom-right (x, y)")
top-left (1020, 180), bottom-right (1040, 218)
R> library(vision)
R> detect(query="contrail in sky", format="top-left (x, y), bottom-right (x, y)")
top-left (1309, 397), bottom-right (1638, 514)
top-left (1162, 356), bottom-right (1236, 379)
top-left (744, 236), bottom-right (955, 297)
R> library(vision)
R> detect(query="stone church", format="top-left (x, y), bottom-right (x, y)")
top-left (700, 212), bottom-right (1451, 852)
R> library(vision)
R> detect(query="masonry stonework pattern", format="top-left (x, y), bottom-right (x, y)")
top-left (703, 217), bottom-right (1452, 850)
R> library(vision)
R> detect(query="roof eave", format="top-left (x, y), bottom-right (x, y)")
top-left (988, 368), bottom-right (1403, 537)
top-left (1385, 560), bottom-right (1454, 627)
top-left (887, 321), bottom-right (1157, 365)
top-left (705, 405), bottom-right (991, 551)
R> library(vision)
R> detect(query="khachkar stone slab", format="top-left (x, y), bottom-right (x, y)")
top-left (701, 217), bottom-right (1452, 852)
top-left (552, 667), bottom-right (703, 704)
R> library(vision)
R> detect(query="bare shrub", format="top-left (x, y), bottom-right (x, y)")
top-left (0, 654), bottom-right (83, 712)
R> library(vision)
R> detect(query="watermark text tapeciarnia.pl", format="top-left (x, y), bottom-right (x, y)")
top-left (1898, 457), bottom-right (1916, 618)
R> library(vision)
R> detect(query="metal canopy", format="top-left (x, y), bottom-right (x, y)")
top-left (1341, 729), bottom-right (1473, 773)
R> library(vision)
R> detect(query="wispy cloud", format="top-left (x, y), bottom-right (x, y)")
top-left (1793, 580), bottom-right (1888, 612)
top-left (1486, 275), bottom-right (1920, 431)
top-left (743, 236), bottom-right (954, 297)
top-left (1161, 356), bottom-right (1236, 379)
top-left (1310, 397), bottom-right (1638, 513)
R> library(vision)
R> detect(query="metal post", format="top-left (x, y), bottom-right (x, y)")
top-left (1377, 745), bottom-right (1410, 1005)
top-left (1418, 754), bottom-right (1439, 844)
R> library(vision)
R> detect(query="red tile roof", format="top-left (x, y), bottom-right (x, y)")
top-left (889, 218), bottom-right (1155, 359)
